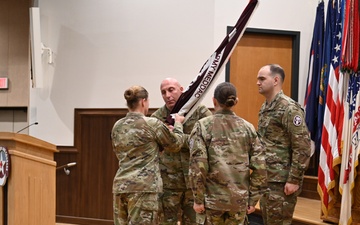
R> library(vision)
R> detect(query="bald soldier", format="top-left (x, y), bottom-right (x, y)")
top-left (256, 64), bottom-right (311, 225)
top-left (151, 78), bottom-right (212, 225)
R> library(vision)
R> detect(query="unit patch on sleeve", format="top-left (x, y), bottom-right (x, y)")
top-left (293, 115), bottom-right (302, 127)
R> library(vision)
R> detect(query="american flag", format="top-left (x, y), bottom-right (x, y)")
top-left (318, 0), bottom-right (344, 218)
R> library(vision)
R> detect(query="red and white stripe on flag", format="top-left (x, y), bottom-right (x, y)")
top-left (318, 64), bottom-right (344, 216)
top-left (318, 0), bottom-right (344, 216)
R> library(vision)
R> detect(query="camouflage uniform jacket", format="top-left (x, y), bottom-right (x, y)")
top-left (258, 90), bottom-right (311, 184)
top-left (189, 109), bottom-right (267, 211)
top-left (111, 112), bottom-right (184, 194)
top-left (151, 104), bottom-right (212, 190)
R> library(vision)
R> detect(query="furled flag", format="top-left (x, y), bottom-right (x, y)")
top-left (304, 0), bottom-right (325, 157)
top-left (339, 72), bottom-right (360, 225)
top-left (317, 0), bottom-right (334, 159)
top-left (338, 0), bottom-right (360, 223)
top-left (341, 0), bottom-right (359, 72)
top-left (166, 0), bottom-right (259, 125)
top-left (318, 0), bottom-right (344, 218)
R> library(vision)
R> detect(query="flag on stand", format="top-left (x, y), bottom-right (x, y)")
top-left (341, 0), bottom-right (359, 72)
top-left (339, 0), bottom-right (360, 223)
top-left (317, 0), bottom-right (334, 162)
top-left (304, 0), bottom-right (325, 155)
top-left (166, 0), bottom-right (259, 125)
top-left (318, 0), bottom-right (344, 217)
top-left (339, 72), bottom-right (360, 225)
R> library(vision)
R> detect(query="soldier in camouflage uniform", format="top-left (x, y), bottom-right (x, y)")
top-left (111, 85), bottom-right (185, 225)
top-left (151, 78), bottom-right (212, 225)
top-left (256, 64), bottom-right (311, 225)
top-left (188, 82), bottom-right (267, 225)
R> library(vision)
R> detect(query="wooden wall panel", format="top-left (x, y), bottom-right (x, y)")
top-left (300, 176), bottom-right (320, 200)
top-left (0, 0), bottom-right (30, 107)
top-left (0, 1), bottom-right (9, 80)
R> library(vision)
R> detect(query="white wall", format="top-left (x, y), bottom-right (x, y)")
top-left (30, 0), bottom-right (320, 145)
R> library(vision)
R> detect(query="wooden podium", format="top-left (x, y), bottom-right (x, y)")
top-left (0, 132), bottom-right (58, 225)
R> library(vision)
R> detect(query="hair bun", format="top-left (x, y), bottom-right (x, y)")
top-left (214, 82), bottom-right (237, 107)
top-left (124, 89), bottom-right (135, 101)
top-left (123, 85), bottom-right (149, 110)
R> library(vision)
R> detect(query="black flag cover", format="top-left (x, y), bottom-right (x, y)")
top-left (166, 0), bottom-right (259, 125)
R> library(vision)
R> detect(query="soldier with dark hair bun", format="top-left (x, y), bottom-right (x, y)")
top-left (111, 85), bottom-right (185, 225)
top-left (189, 82), bottom-right (267, 225)
top-left (257, 64), bottom-right (311, 225)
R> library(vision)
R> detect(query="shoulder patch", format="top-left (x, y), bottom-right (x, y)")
top-left (293, 115), bottom-right (302, 126)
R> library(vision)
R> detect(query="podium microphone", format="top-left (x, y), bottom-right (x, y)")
top-left (16, 122), bottom-right (39, 133)
top-left (56, 162), bottom-right (77, 175)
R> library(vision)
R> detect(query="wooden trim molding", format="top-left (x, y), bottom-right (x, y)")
top-left (56, 146), bottom-right (78, 154)
top-left (56, 215), bottom-right (112, 225)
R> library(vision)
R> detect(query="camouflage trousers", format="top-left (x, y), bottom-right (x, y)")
top-left (260, 182), bottom-right (299, 225)
top-left (159, 189), bottom-right (197, 225)
top-left (113, 192), bottom-right (160, 225)
top-left (196, 208), bottom-right (247, 225)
